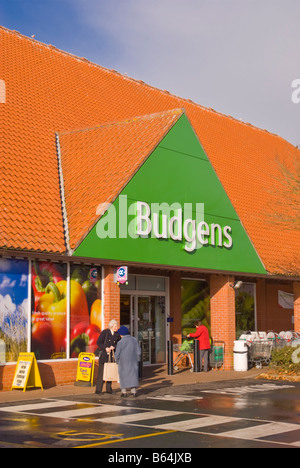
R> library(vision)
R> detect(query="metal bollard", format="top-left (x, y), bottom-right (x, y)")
top-left (167, 340), bottom-right (174, 375)
top-left (193, 340), bottom-right (201, 372)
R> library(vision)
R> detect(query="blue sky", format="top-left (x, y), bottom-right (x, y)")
top-left (1, 0), bottom-right (300, 146)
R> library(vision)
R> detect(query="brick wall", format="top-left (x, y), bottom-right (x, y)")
top-left (294, 281), bottom-right (300, 333)
top-left (103, 265), bottom-right (121, 328)
top-left (210, 275), bottom-right (235, 370)
top-left (0, 360), bottom-right (101, 392)
top-left (257, 280), bottom-right (294, 332)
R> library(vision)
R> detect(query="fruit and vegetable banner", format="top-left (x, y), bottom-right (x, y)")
top-left (0, 258), bottom-right (28, 362)
top-left (31, 262), bottom-right (102, 360)
top-left (70, 265), bottom-right (102, 358)
top-left (31, 261), bottom-right (68, 359)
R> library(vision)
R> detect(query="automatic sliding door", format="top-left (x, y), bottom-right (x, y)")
top-left (137, 296), bottom-right (166, 364)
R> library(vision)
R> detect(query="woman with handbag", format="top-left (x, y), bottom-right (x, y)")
top-left (95, 319), bottom-right (121, 395)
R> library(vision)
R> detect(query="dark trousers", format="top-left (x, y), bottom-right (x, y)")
top-left (200, 349), bottom-right (209, 372)
top-left (95, 362), bottom-right (112, 393)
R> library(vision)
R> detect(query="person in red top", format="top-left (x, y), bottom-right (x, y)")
top-left (187, 320), bottom-right (211, 372)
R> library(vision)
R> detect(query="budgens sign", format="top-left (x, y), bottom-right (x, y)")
top-left (96, 196), bottom-right (233, 253)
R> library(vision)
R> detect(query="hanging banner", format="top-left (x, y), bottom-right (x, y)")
top-left (75, 352), bottom-right (95, 387)
top-left (278, 290), bottom-right (294, 309)
top-left (11, 352), bottom-right (43, 392)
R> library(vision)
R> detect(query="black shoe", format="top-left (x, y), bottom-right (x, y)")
top-left (131, 393), bottom-right (137, 397)
top-left (121, 393), bottom-right (127, 398)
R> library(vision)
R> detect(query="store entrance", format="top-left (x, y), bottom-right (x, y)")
top-left (120, 294), bottom-right (166, 364)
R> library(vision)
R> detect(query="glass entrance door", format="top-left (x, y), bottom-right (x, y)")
top-left (136, 296), bottom-right (166, 364)
top-left (120, 294), bottom-right (166, 364)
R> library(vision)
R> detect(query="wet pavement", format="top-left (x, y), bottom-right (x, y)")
top-left (0, 366), bottom-right (299, 451)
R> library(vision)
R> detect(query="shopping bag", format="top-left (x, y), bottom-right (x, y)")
top-left (103, 352), bottom-right (119, 382)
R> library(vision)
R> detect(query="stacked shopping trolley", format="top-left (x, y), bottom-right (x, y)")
top-left (238, 331), bottom-right (300, 369)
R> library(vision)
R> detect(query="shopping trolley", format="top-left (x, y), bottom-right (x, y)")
top-left (210, 341), bottom-right (225, 370)
top-left (248, 340), bottom-right (273, 368)
top-left (173, 340), bottom-right (194, 372)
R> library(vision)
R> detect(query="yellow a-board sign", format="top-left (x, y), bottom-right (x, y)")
top-left (75, 353), bottom-right (95, 387)
top-left (11, 352), bottom-right (43, 392)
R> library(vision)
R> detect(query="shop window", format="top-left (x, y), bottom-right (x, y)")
top-left (138, 276), bottom-right (165, 292)
top-left (235, 283), bottom-right (255, 338)
top-left (70, 265), bottom-right (102, 357)
top-left (0, 258), bottom-right (28, 362)
top-left (120, 275), bottom-right (165, 292)
top-left (31, 261), bottom-right (67, 359)
top-left (120, 275), bottom-right (136, 291)
top-left (181, 279), bottom-right (210, 338)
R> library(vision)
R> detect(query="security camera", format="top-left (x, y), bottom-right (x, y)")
top-left (230, 281), bottom-right (243, 289)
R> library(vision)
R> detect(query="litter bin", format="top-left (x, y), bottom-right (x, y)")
top-left (233, 340), bottom-right (248, 371)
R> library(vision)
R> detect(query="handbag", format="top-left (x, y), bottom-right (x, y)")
top-left (95, 331), bottom-right (108, 359)
top-left (103, 350), bottom-right (119, 382)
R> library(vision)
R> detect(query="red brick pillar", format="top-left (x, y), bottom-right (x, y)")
top-left (294, 282), bottom-right (300, 334)
top-left (103, 265), bottom-right (120, 328)
top-left (210, 275), bottom-right (236, 370)
top-left (169, 272), bottom-right (182, 344)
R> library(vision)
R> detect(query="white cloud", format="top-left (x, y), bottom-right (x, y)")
top-left (69, 0), bottom-right (300, 145)
top-left (0, 294), bottom-right (17, 325)
top-left (19, 274), bottom-right (28, 288)
top-left (0, 276), bottom-right (16, 289)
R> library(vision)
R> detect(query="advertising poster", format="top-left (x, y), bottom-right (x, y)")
top-left (31, 261), bottom-right (67, 359)
top-left (70, 265), bottom-right (102, 358)
top-left (31, 262), bottom-right (102, 360)
top-left (0, 258), bottom-right (28, 362)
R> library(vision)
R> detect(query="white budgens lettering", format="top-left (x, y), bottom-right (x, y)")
top-left (223, 225), bottom-right (233, 248)
top-left (197, 221), bottom-right (210, 245)
top-left (136, 201), bottom-right (152, 237)
top-left (169, 208), bottom-right (183, 241)
top-left (96, 197), bottom-right (233, 252)
top-left (210, 223), bottom-right (223, 247)
top-left (152, 212), bottom-right (168, 239)
top-left (183, 218), bottom-right (197, 252)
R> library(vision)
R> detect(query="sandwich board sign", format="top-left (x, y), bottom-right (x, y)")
top-left (11, 352), bottom-right (43, 392)
top-left (75, 352), bottom-right (95, 387)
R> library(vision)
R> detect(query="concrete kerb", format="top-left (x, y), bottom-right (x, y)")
top-left (0, 365), bottom-right (263, 403)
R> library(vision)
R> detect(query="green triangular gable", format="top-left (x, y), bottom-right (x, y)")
top-left (74, 114), bottom-right (266, 275)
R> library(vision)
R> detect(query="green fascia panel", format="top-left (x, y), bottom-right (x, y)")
top-left (74, 114), bottom-right (267, 275)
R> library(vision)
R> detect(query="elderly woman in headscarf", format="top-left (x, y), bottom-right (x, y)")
top-left (115, 326), bottom-right (141, 397)
top-left (95, 319), bottom-right (121, 395)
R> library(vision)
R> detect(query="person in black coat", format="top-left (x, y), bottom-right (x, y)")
top-left (95, 319), bottom-right (121, 394)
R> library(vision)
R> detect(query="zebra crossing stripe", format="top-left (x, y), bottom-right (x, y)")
top-left (1, 399), bottom-right (300, 446)
top-left (152, 415), bottom-right (240, 432)
top-left (0, 400), bottom-right (76, 413)
top-left (217, 421), bottom-right (300, 440)
top-left (43, 404), bottom-right (118, 419)
top-left (202, 384), bottom-right (294, 395)
top-left (96, 409), bottom-right (180, 425)
top-left (148, 395), bottom-right (202, 402)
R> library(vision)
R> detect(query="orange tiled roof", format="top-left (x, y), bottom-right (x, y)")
top-left (0, 26), bottom-right (299, 275)
top-left (57, 109), bottom-right (183, 250)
